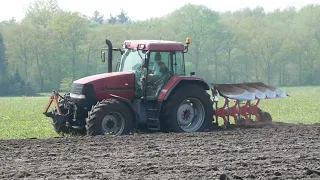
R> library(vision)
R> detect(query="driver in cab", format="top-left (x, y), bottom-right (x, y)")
top-left (148, 52), bottom-right (168, 83)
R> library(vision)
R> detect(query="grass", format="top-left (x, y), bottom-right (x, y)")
top-left (0, 93), bottom-right (58, 139)
top-left (0, 86), bottom-right (319, 139)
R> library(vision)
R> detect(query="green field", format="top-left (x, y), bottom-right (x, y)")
top-left (0, 86), bottom-right (319, 139)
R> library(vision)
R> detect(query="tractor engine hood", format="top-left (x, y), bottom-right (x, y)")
top-left (71, 71), bottom-right (135, 100)
top-left (74, 71), bottom-right (134, 85)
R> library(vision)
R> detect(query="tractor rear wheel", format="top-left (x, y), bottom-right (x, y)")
top-left (161, 84), bottom-right (213, 132)
top-left (85, 99), bottom-right (134, 136)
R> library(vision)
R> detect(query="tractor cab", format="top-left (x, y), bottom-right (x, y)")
top-left (102, 38), bottom-right (191, 100)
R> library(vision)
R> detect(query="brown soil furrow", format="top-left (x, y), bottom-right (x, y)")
top-left (0, 123), bottom-right (319, 179)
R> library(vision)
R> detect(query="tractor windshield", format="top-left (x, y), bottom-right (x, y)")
top-left (118, 49), bottom-right (146, 72)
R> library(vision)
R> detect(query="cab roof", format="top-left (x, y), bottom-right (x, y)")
top-left (123, 40), bottom-right (185, 51)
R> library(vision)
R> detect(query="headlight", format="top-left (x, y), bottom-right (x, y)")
top-left (70, 93), bottom-right (86, 99)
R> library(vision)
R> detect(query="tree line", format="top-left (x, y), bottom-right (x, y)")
top-left (0, 0), bottom-right (320, 96)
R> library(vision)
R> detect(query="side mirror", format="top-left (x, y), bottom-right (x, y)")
top-left (190, 72), bottom-right (195, 76)
top-left (141, 57), bottom-right (148, 68)
top-left (101, 51), bottom-right (106, 62)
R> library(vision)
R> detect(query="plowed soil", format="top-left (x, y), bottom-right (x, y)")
top-left (0, 122), bottom-right (319, 180)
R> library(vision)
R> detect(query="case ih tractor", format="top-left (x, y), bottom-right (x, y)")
top-left (43, 38), bottom-right (289, 136)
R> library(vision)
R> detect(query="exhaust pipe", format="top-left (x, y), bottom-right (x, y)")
top-left (106, 39), bottom-right (113, 73)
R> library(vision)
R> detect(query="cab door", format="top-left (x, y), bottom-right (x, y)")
top-left (144, 51), bottom-right (171, 100)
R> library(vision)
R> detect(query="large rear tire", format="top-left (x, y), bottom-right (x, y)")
top-left (85, 99), bottom-right (134, 136)
top-left (161, 84), bottom-right (214, 132)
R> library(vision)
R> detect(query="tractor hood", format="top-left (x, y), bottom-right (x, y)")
top-left (72, 71), bottom-right (135, 100)
top-left (74, 71), bottom-right (134, 86)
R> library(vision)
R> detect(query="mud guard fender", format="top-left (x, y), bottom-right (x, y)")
top-left (157, 77), bottom-right (210, 101)
top-left (109, 94), bottom-right (138, 125)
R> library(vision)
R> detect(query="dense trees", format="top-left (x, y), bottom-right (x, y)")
top-left (0, 0), bottom-right (320, 96)
top-left (0, 32), bottom-right (35, 96)
top-left (0, 33), bottom-right (6, 78)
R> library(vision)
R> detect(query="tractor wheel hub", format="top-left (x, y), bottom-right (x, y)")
top-left (102, 113), bottom-right (124, 134)
top-left (106, 121), bottom-right (116, 129)
top-left (176, 98), bottom-right (205, 132)
top-left (177, 103), bottom-right (195, 126)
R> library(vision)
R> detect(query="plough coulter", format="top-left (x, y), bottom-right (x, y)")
top-left (43, 37), bottom-right (289, 136)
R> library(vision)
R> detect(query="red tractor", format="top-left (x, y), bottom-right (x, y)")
top-left (43, 38), bottom-right (289, 136)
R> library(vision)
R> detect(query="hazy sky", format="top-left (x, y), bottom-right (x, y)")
top-left (0, 0), bottom-right (320, 22)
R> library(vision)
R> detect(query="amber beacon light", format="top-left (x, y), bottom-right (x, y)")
top-left (186, 38), bottom-right (191, 44)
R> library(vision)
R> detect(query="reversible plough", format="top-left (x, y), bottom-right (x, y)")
top-left (210, 82), bottom-right (289, 128)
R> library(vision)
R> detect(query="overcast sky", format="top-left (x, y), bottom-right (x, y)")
top-left (1, 0), bottom-right (320, 22)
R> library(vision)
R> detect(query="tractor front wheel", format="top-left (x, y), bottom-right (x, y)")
top-left (51, 95), bottom-right (70, 135)
top-left (161, 84), bottom-right (213, 132)
top-left (85, 99), bottom-right (134, 136)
